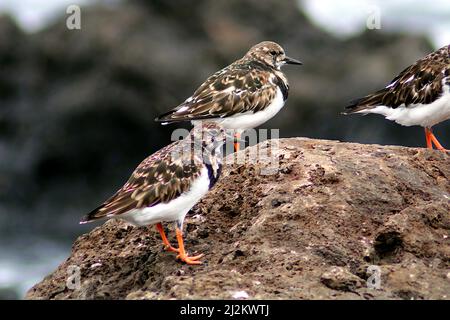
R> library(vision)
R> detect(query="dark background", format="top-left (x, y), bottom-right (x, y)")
top-left (0, 0), bottom-right (447, 298)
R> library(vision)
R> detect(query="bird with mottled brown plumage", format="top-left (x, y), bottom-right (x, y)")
top-left (80, 122), bottom-right (227, 265)
top-left (155, 41), bottom-right (302, 151)
top-left (345, 44), bottom-right (450, 152)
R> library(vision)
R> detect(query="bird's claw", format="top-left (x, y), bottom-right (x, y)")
top-left (176, 253), bottom-right (204, 265)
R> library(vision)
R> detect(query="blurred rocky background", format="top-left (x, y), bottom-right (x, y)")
top-left (0, 0), bottom-right (448, 298)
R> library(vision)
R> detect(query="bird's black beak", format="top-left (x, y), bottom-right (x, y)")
top-left (283, 56), bottom-right (303, 65)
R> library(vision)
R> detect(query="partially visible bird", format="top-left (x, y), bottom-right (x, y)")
top-left (155, 41), bottom-right (302, 151)
top-left (80, 122), bottom-right (227, 265)
top-left (344, 44), bottom-right (450, 152)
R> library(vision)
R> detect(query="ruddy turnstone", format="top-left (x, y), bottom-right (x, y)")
top-left (155, 41), bottom-right (302, 151)
top-left (344, 44), bottom-right (450, 152)
top-left (80, 122), bottom-right (226, 265)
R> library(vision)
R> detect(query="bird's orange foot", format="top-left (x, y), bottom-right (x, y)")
top-left (435, 145), bottom-right (449, 153)
top-left (176, 252), bottom-right (204, 265)
top-left (175, 226), bottom-right (204, 265)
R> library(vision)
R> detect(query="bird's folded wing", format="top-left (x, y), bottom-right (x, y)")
top-left (346, 46), bottom-right (450, 112)
top-left (81, 150), bottom-right (201, 222)
top-left (155, 65), bottom-right (279, 122)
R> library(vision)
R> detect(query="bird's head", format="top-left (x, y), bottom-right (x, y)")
top-left (190, 122), bottom-right (229, 154)
top-left (244, 41), bottom-right (302, 70)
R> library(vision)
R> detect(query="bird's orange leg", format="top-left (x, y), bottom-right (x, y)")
top-left (175, 227), bottom-right (204, 265)
top-left (234, 132), bottom-right (241, 152)
top-left (424, 128), bottom-right (433, 149)
top-left (155, 223), bottom-right (179, 253)
top-left (425, 127), bottom-right (448, 152)
top-left (430, 132), bottom-right (448, 152)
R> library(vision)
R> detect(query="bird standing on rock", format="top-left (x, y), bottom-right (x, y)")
top-left (155, 41), bottom-right (302, 151)
top-left (345, 44), bottom-right (450, 152)
top-left (80, 122), bottom-right (227, 265)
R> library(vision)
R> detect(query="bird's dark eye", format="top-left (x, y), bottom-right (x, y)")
top-left (269, 50), bottom-right (277, 56)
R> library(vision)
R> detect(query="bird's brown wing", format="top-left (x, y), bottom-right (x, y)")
top-left (155, 62), bottom-right (283, 122)
top-left (346, 45), bottom-right (450, 113)
top-left (81, 143), bottom-right (202, 222)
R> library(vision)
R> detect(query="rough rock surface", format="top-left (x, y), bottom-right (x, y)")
top-left (26, 138), bottom-right (450, 300)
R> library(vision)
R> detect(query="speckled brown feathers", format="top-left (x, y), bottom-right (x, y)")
top-left (81, 123), bottom-right (224, 222)
top-left (346, 44), bottom-right (450, 112)
top-left (155, 41), bottom-right (299, 123)
top-left (156, 64), bottom-right (282, 122)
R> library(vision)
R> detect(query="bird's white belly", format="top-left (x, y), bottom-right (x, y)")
top-left (118, 168), bottom-right (210, 226)
top-left (192, 88), bottom-right (285, 130)
top-left (360, 86), bottom-right (450, 127)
